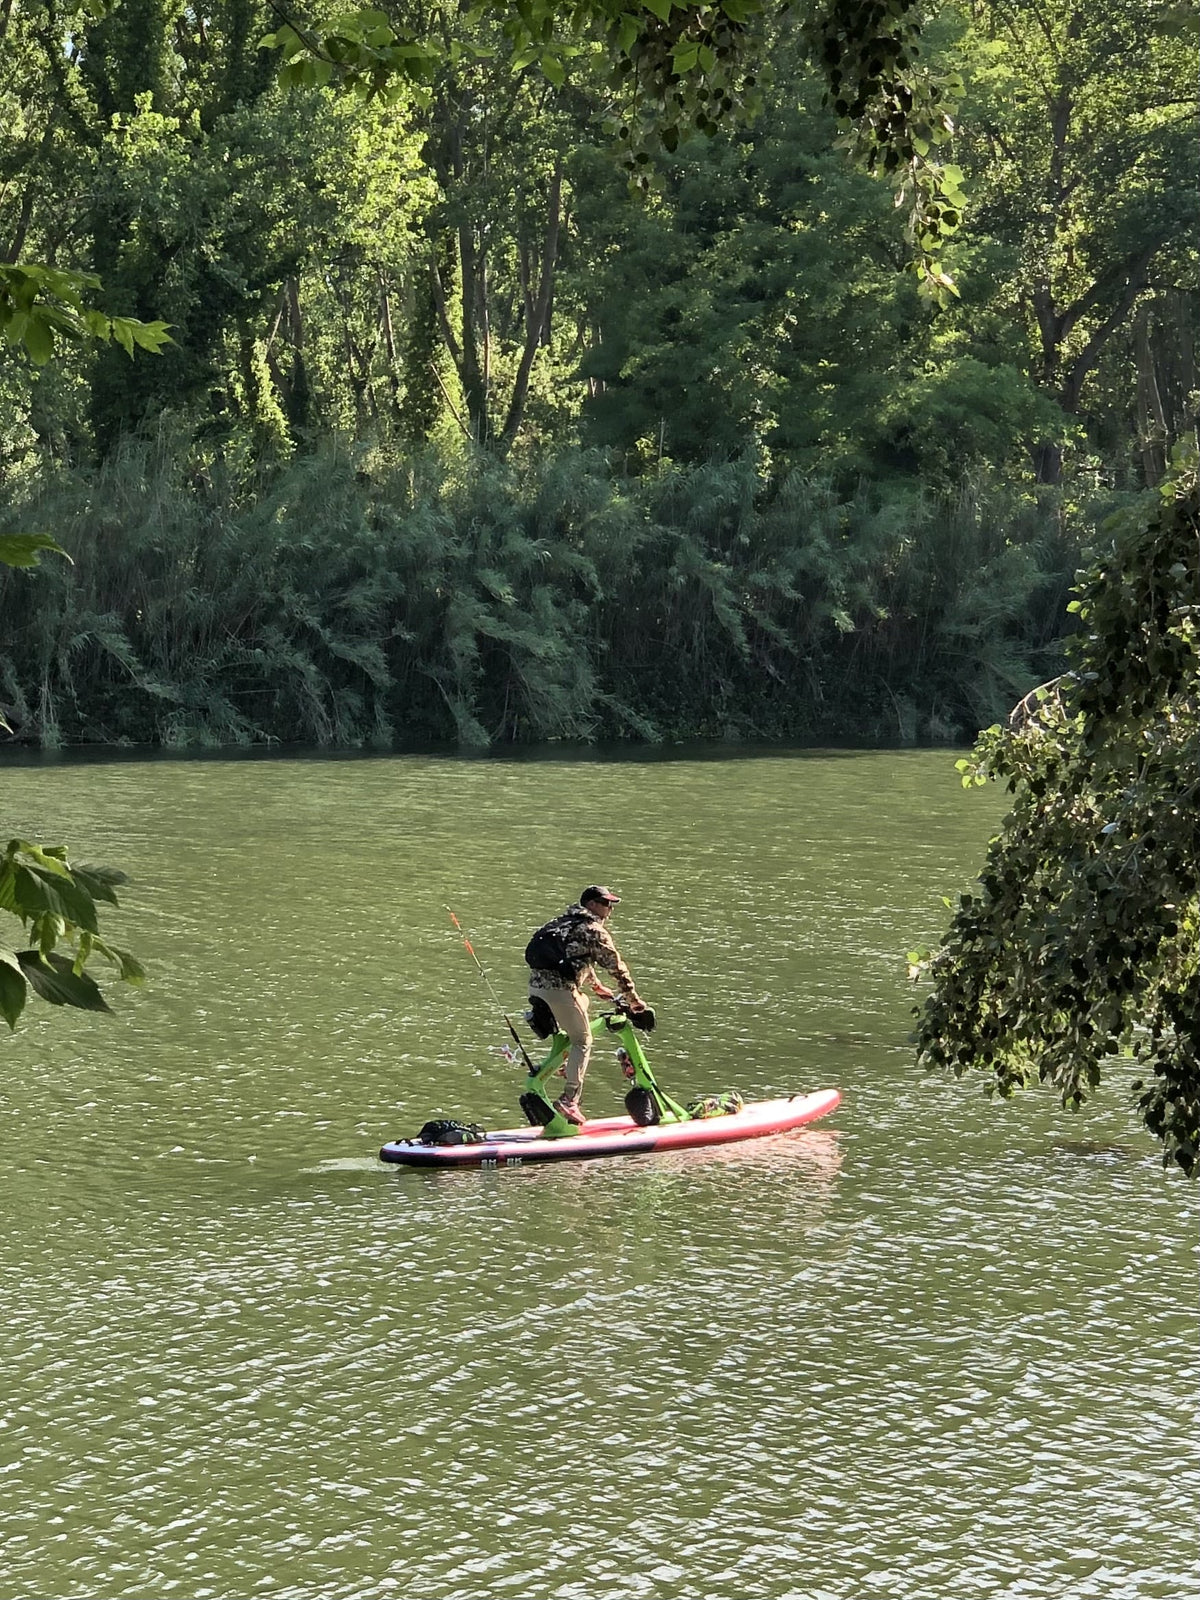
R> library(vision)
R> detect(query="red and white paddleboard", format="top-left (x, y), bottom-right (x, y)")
top-left (379, 1089), bottom-right (840, 1169)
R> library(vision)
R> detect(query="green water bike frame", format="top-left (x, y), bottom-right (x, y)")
top-left (520, 1002), bottom-right (689, 1139)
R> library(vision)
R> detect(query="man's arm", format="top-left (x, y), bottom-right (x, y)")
top-left (589, 926), bottom-right (644, 1008)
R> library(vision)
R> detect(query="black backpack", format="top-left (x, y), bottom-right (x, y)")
top-left (524, 912), bottom-right (587, 979)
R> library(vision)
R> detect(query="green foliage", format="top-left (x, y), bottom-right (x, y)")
top-left (0, 436), bottom-right (1080, 747)
top-left (258, 1), bottom-right (969, 289)
top-left (0, 838), bottom-right (142, 1027)
top-left (958, 1), bottom-right (1198, 481)
top-left (0, 527), bottom-right (142, 1022)
top-left (261, 10), bottom-right (441, 103)
top-left (568, 60), bottom-right (1053, 484)
top-left (4, 0), bottom-right (1188, 487)
top-left (265, 0), bottom-right (773, 150)
top-left (808, 0), bottom-right (966, 301)
top-left (0, 534), bottom-right (68, 570)
top-left (0, 264), bottom-right (171, 366)
top-left (914, 453), bottom-right (1200, 1174)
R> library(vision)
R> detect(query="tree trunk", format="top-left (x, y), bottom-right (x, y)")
top-left (1135, 304), bottom-right (1168, 487)
top-left (500, 159), bottom-right (563, 450)
top-left (378, 270), bottom-right (401, 411)
top-left (456, 219), bottom-right (488, 443)
top-left (283, 275), bottom-right (310, 433)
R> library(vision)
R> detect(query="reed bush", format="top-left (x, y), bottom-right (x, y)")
top-left (0, 436), bottom-right (1089, 748)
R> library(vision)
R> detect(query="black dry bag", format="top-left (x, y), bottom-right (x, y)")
top-left (624, 1087), bottom-right (660, 1127)
top-left (416, 1119), bottom-right (488, 1146)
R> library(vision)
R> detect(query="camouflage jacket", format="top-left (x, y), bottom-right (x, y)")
top-left (527, 904), bottom-right (640, 999)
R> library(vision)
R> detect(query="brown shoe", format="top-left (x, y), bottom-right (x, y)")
top-left (553, 1097), bottom-right (586, 1126)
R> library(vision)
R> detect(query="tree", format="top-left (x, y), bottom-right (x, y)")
top-left (263, 0), bottom-right (968, 295)
top-left (959, 0), bottom-right (1198, 482)
top-left (0, 0), bottom-right (171, 370)
top-left (913, 452), bottom-right (1200, 1174)
top-left (410, 24), bottom-right (582, 450)
top-left (1, 0), bottom-right (439, 453)
top-left (564, 18), bottom-right (1045, 482)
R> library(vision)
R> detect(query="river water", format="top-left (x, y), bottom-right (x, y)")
top-left (1, 749), bottom-right (1196, 1600)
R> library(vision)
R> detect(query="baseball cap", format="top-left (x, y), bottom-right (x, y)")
top-left (580, 885), bottom-right (620, 905)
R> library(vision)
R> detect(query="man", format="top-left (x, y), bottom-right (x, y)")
top-left (526, 885), bottom-right (647, 1125)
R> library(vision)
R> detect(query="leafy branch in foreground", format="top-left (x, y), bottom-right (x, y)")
top-left (810, 0), bottom-right (964, 301)
top-left (1, 543), bottom-right (144, 1025)
top-left (0, 264), bottom-right (172, 366)
top-left (913, 451), bottom-right (1200, 1174)
top-left (0, 533), bottom-right (69, 572)
top-left (0, 840), bottom-right (144, 1027)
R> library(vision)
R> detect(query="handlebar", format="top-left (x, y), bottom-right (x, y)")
top-left (603, 998), bottom-right (657, 1033)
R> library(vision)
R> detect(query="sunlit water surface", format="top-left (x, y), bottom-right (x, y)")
top-left (1, 748), bottom-right (1196, 1600)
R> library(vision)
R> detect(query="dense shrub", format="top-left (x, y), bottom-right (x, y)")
top-left (0, 436), bottom-right (1090, 748)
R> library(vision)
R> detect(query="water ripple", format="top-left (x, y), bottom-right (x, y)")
top-left (1, 751), bottom-right (1196, 1600)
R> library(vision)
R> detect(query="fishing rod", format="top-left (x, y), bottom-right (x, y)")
top-left (445, 907), bottom-right (537, 1073)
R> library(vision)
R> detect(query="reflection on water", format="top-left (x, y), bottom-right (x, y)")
top-left (1, 749), bottom-right (1197, 1600)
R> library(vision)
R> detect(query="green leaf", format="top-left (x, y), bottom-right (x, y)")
top-left (110, 318), bottom-right (136, 357)
top-left (0, 956), bottom-right (26, 1029)
top-left (24, 315), bottom-right (54, 365)
top-left (17, 950), bottom-right (112, 1013)
top-left (275, 24), bottom-right (309, 60)
top-left (108, 945), bottom-right (146, 985)
top-left (9, 863), bottom-right (54, 917)
top-left (35, 913), bottom-right (67, 957)
top-left (71, 864), bottom-right (127, 905)
top-left (16, 843), bottom-right (70, 878)
top-left (0, 532), bottom-right (70, 570)
top-left (642, 0), bottom-right (673, 20)
top-left (18, 864), bottom-right (100, 932)
top-left (129, 320), bottom-right (173, 353)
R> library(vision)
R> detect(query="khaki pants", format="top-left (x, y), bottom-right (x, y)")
top-left (535, 985), bottom-right (592, 1103)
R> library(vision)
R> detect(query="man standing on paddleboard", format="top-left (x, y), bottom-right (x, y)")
top-left (525, 886), bottom-right (647, 1125)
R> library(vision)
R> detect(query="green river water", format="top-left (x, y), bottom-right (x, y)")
top-left (1, 748), bottom-right (1196, 1600)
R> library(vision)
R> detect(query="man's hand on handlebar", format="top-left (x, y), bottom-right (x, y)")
top-left (605, 994), bottom-right (656, 1031)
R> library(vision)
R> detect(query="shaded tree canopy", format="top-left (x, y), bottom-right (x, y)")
top-left (914, 452), bottom-right (1200, 1174)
